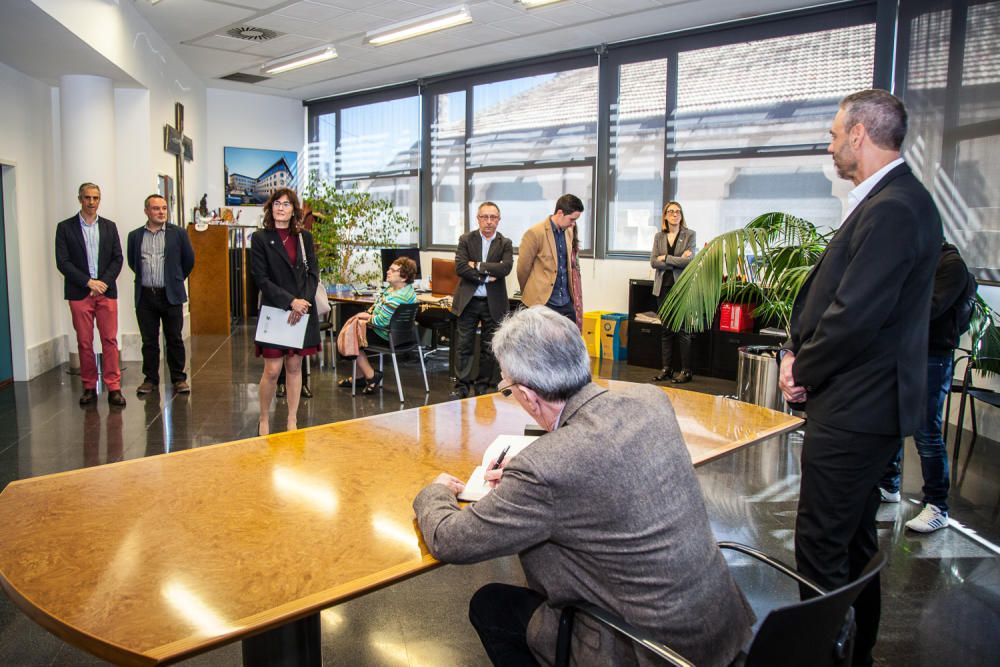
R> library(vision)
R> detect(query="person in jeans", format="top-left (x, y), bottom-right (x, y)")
top-left (878, 243), bottom-right (969, 532)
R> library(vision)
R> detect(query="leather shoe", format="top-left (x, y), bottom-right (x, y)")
top-left (449, 386), bottom-right (470, 400)
top-left (651, 368), bottom-right (674, 382)
top-left (173, 381), bottom-right (191, 394)
top-left (300, 384), bottom-right (312, 398)
top-left (671, 370), bottom-right (693, 384)
top-left (137, 381), bottom-right (156, 395)
top-left (276, 383), bottom-right (286, 398)
top-left (108, 390), bottom-right (127, 407)
top-left (79, 388), bottom-right (97, 405)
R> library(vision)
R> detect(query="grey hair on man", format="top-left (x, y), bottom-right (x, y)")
top-left (840, 89), bottom-right (907, 151)
top-left (492, 306), bottom-right (591, 401)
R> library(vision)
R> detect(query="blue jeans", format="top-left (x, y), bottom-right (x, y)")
top-left (880, 354), bottom-right (952, 512)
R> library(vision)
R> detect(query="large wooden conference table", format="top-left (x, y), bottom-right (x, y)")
top-left (0, 382), bottom-right (801, 666)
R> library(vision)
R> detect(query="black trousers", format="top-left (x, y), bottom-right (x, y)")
top-left (546, 300), bottom-right (577, 323)
top-left (656, 290), bottom-right (690, 372)
top-left (137, 288), bottom-right (186, 384)
top-left (469, 583), bottom-right (544, 667)
top-left (794, 419), bottom-right (901, 667)
top-left (455, 297), bottom-right (500, 394)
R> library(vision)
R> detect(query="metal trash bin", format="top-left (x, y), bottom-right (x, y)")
top-left (736, 345), bottom-right (784, 411)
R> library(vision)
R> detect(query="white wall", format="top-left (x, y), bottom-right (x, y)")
top-left (206, 88), bottom-right (305, 223)
top-left (0, 62), bottom-right (63, 379)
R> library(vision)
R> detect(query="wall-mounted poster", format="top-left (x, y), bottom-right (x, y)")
top-left (224, 146), bottom-right (298, 206)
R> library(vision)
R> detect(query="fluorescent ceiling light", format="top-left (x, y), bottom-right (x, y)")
top-left (518, 0), bottom-right (568, 6)
top-left (366, 5), bottom-right (472, 46)
top-left (261, 44), bottom-right (337, 75)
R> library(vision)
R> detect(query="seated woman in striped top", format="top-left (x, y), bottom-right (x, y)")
top-left (339, 256), bottom-right (418, 394)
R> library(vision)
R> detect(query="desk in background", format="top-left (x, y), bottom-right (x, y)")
top-left (0, 384), bottom-right (801, 665)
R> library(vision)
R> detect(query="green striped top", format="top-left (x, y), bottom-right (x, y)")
top-left (370, 284), bottom-right (416, 338)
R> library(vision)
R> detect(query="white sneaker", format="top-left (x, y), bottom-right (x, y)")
top-left (879, 487), bottom-right (901, 503)
top-left (905, 504), bottom-right (949, 533)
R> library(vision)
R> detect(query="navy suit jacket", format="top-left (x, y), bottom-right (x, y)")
top-left (127, 224), bottom-right (195, 307)
top-left (784, 162), bottom-right (942, 436)
top-left (54, 214), bottom-right (123, 300)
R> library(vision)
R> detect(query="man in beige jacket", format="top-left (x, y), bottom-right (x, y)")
top-left (516, 194), bottom-right (582, 321)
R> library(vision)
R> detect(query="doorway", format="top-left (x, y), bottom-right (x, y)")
top-left (0, 172), bottom-right (12, 386)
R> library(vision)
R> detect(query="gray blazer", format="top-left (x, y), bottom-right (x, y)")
top-left (650, 228), bottom-right (696, 297)
top-left (413, 382), bottom-right (753, 667)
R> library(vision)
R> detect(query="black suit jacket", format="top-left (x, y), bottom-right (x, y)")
top-left (785, 162), bottom-right (942, 436)
top-left (451, 230), bottom-right (514, 322)
top-left (250, 229), bottom-right (321, 349)
top-left (127, 225), bottom-right (195, 307)
top-left (54, 214), bottom-right (124, 300)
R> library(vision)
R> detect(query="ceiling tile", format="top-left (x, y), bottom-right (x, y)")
top-left (467, 2), bottom-right (525, 23)
top-left (209, 0), bottom-right (285, 9)
top-left (189, 34), bottom-right (254, 52)
top-left (525, 4), bottom-right (609, 25)
top-left (240, 34), bottom-right (326, 56)
top-left (251, 13), bottom-right (341, 39)
top-left (276, 1), bottom-right (350, 22)
top-left (137, 0), bottom-right (256, 43)
top-left (491, 13), bottom-right (560, 36)
top-left (362, 0), bottom-right (439, 22)
top-left (318, 11), bottom-right (387, 39)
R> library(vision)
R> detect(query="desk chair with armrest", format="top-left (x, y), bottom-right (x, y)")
top-left (353, 302), bottom-right (429, 402)
top-left (554, 543), bottom-right (887, 667)
top-left (420, 257), bottom-right (461, 362)
top-left (951, 354), bottom-right (1000, 476)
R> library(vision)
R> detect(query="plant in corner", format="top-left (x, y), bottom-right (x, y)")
top-left (303, 179), bottom-right (417, 286)
top-left (658, 211), bottom-right (831, 336)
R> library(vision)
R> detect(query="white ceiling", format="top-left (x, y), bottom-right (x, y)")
top-left (137, 0), bottom-right (830, 100)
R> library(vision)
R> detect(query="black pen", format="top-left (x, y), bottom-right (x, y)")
top-left (490, 445), bottom-right (511, 471)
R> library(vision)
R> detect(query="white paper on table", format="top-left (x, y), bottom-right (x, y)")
top-left (458, 434), bottom-right (538, 502)
top-left (255, 305), bottom-right (308, 349)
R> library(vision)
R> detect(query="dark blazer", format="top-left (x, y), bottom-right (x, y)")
top-left (414, 383), bottom-right (754, 667)
top-left (784, 162), bottom-right (942, 436)
top-left (250, 228), bottom-right (321, 349)
top-left (650, 227), bottom-right (697, 297)
top-left (451, 230), bottom-right (514, 322)
top-left (126, 224), bottom-right (195, 307)
top-left (54, 214), bottom-right (124, 300)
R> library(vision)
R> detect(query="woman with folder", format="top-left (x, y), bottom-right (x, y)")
top-left (250, 188), bottom-right (320, 435)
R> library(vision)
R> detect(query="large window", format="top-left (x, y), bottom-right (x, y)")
top-left (309, 92), bottom-right (420, 245)
top-left (428, 64), bottom-right (599, 248)
top-left (307, 3), bottom-right (884, 260)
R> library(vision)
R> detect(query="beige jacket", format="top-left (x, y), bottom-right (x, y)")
top-left (517, 218), bottom-right (575, 307)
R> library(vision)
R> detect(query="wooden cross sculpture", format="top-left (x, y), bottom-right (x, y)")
top-left (163, 102), bottom-right (193, 227)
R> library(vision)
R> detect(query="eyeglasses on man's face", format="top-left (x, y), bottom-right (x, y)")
top-left (498, 378), bottom-right (518, 397)
top-left (477, 214), bottom-right (500, 222)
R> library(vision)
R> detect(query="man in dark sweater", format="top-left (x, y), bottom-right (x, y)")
top-left (878, 242), bottom-right (970, 532)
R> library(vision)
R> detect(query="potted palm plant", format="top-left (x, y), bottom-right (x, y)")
top-left (658, 211), bottom-right (831, 410)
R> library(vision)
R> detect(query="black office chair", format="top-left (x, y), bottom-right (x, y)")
top-left (353, 303), bottom-right (429, 402)
top-left (951, 354), bottom-right (1000, 474)
top-left (554, 543), bottom-right (887, 667)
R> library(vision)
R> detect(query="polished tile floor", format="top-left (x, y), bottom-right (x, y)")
top-left (0, 326), bottom-right (997, 665)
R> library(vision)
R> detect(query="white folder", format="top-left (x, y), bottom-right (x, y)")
top-left (255, 305), bottom-right (308, 349)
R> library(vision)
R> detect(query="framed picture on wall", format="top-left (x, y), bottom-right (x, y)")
top-left (157, 174), bottom-right (175, 217)
top-left (224, 146), bottom-right (298, 207)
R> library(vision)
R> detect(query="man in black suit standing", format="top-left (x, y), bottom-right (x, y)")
top-left (127, 194), bottom-right (195, 396)
top-left (779, 89), bottom-right (942, 666)
top-left (449, 201), bottom-right (514, 399)
top-left (55, 183), bottom-right (126, 407)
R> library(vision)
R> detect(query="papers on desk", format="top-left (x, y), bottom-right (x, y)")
top-left (458, 435), bottom-right (538, 502)
top-left (255, 305), bottom-right (307, 349)
top-left (634, 311), bottom-right (661, 324)
top-left (417, 293), bottom-right (450, 307)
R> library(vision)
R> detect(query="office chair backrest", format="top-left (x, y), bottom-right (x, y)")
top-left (387, 303), bottom-right (420, 349)
top-left (431, 258), bottom-right (459, 297)
top-left (744, 551), bottom-right (887, 667)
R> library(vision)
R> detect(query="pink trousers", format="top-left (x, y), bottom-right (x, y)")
top-left (69, 294), bottom-right (121, 390)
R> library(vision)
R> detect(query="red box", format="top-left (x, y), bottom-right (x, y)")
top-left (719, 302), bottom-right (755, 332)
